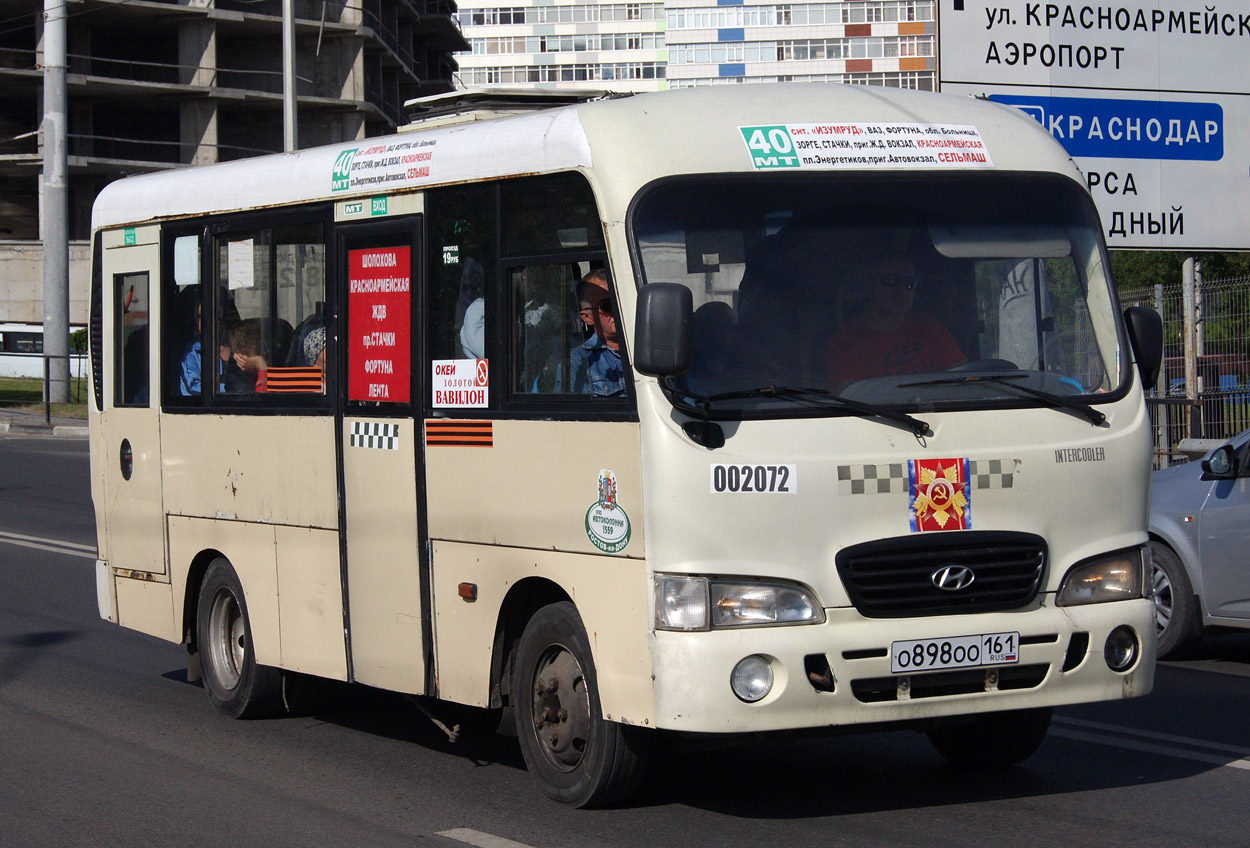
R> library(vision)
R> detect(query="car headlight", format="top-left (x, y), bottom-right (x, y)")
top-left (1056, 546), bottom-right (1147, 606)
top-left (654, 575), bottom-right (824, 630)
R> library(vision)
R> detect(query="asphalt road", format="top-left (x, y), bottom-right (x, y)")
top-left (2, 433), bottom-right (1248, 848)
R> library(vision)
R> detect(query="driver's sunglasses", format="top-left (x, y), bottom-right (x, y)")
top-left (876, 273), bottom-right (917, 291)
top-left (581, 298), bottom-right (614, 315)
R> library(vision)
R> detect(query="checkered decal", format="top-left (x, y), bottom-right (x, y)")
top-left (969, 459), bottom-right (1016, 489)
top-left (837, 464), bottom-right (907, 495)
top-left (350, 421), bottom-right (400, 450)
top-left (839, 459), bottom-right (1017, 494)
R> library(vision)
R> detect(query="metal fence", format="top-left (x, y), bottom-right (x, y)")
top-left (1121, 274), bottom-right (1250, 466)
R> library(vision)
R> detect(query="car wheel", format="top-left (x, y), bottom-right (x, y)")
top-left (927, 707), bottom-right (1052, 768)
top-left (1148, 541), bottom-right (1198, 659)
top-left (197, 557), bottom-right (284, 718)
top-left (512, 602), bottom-right (649, 807)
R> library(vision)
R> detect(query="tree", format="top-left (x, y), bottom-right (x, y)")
top-left (1111, 251), bottom-right (1250, 293)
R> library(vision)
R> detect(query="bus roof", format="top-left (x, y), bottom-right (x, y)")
top-left (91, 83), bottom-right (1078, 232)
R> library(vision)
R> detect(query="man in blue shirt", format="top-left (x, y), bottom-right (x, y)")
top-left (569, 269), bottom-right (626, 397)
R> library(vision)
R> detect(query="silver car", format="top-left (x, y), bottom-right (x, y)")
top-left (1148, 429), bottom-right (1250, 657)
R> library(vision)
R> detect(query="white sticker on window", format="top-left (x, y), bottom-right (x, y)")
top-left (432, 358), bottom-right (488, 408)
top-left (227, 238), bottom-right (255, 290)
top-left (710, 464), bottom-right (796, 494)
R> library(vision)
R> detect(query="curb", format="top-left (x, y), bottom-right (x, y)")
top-left (0, 418), bottom-right (89, 438)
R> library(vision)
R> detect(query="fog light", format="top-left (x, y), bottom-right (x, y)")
top-left (1104, 625), bottom-right (1139, 672)
top-left (730, 655), bottom-right (774, 703)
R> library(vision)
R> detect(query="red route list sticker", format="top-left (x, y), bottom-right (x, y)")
top-left (347, 246), bottom-right (411, 403)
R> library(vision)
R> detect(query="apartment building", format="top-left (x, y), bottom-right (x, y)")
top-left (453, 0), bottom-right (933, 91)
top-left (0, 0), bottom-right (465, 347)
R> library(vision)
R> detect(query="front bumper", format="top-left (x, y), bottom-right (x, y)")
top-left (649, 598), bottom-right (1155, 733)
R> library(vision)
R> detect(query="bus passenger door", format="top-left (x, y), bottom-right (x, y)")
top-left (96, 227), bottom-right (171, 629)
top-left (336, 212), bottom-right (429, 694)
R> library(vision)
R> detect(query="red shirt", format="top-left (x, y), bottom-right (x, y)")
top-left (824, 312), bottom-right (965, 384)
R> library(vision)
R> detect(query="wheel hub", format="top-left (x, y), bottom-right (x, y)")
top-left (531, 646), bottom-right (591, 771)
top-left (1149, 564), bottom-right (1173, 632)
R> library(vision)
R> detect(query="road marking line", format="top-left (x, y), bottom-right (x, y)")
top-left (1055, 715), bottom-right (1250, 757)
top-left (437, 829), bottom-right (538, 848)
top-left (0, 530), bottom-right (97, 559)
top-left (1051, 725), bottom-right (1250, 770)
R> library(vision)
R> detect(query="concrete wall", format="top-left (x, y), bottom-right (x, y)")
top-left (0, 241), bottom-right (92, 326)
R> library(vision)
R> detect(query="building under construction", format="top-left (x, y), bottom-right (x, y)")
top-left (0, 0), bottom-right (465, 358)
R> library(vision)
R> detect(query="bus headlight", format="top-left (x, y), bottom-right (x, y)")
top-left (711, 581), bottom-right (824, 627)
top-left (654, 576), bottom-right (824, 630)
top-left (1057, 546), bottom-right (1146, 606)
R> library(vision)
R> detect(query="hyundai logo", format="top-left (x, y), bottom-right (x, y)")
top-left (931, 565), bottom-right (976, 592)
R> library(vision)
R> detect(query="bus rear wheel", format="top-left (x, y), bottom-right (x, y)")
top-left (926, 707), bottom-right (1052, 768)
top-left (512, 602), bottom-right (649, 807)
top-left (196, 558), bottom-right (283, 719)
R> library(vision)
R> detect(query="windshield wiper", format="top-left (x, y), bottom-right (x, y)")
top-left (691, 385), bottom-right (931, 437)
top-left (900, 373), bottom-right (1106, 426)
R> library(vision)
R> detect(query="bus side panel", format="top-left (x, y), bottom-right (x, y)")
top-left (276, 525), bottom-right (348, 681)
top-left (114, 576), bottom-right (176, 642)
top-left (431, 540), bottom-right (653, 724)
top-left (424, 420), bottom-right (645, 557)
top-left (168, 515), bottom-right (281, 667)
top-left (160, 415), bottom-right (338, 531)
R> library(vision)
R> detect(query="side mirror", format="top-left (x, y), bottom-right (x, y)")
top-left (1123, 306), bottom-right (1162, 390)
top-left (1201, 444), bottom-right (1237, 479)
top-left (633, 283), bottom-right (692, 377)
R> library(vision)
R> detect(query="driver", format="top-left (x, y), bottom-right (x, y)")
top-left (824, 254), bottom-right (964, 385)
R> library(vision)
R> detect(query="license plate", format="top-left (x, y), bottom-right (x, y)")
top-left (890, 631), bottom-right (1020, 674)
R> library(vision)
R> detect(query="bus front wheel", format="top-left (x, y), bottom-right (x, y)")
top-left (512, 602), bottom-right (649, 807)
top-left (196, 558), bottom-right (283, 719)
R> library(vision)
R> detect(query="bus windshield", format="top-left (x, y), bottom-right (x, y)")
top-left (632, 173), bottom-right (1122, 418)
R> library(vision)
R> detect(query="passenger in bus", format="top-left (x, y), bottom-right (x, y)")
top-left (684, 300), bottom-right (738, 396)
top-left (177, 298), bottom-right (204, 396)
top-left (303, 325), bottom-right (327, 370)
top-left (823, 254), bottom-right (965, 385)
top-left (460, 296), bottom-right (485, 359)
top-left (725, 282), bottom-right (798, 388)
top-left (286, 307), bottom-right (325, 366)
top-left (227, 318), bottom-right (269, 392)
top-left (567, 268), bottom-right (626, 397)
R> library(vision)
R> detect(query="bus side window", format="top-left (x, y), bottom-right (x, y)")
top-left (426, 184), bottom-right (497, 367)
top-left (214, 223), bottom-right (325, 396)
top-left (510, 262), bottom-right (585, 394)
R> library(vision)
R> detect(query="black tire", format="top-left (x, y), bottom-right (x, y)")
top-left (512, 602), bottom-right (650, 807)
top-left (196, 557), bottom-right (284, 719)
top-left (1148, 541), bottom-right (1199, 659)
top-left (927, 707), bottom-right (1052, 768)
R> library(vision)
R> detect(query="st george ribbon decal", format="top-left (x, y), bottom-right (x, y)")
top-left (909, 457), bottom-right (971, 532)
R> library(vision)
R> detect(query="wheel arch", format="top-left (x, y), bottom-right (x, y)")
top-left (182, 547), bottom-right (228, 652)
top-left (488, 577), bottom-right (572, 709)
top-left (1147, 528), bottom-right (1206, 609)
